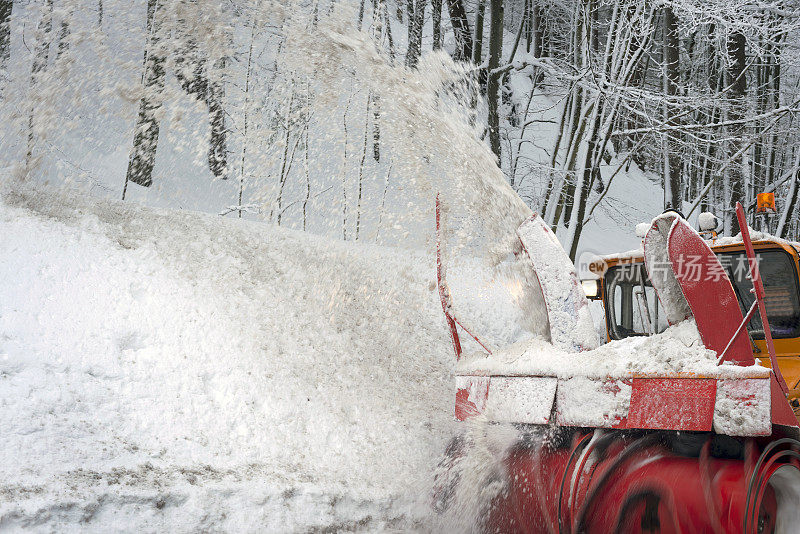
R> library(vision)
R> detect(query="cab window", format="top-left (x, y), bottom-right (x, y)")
top-left (719, 250), bottom-right (800, 339)
top-left (604, 249), bottom-right (800, 341)
top-left (605, 263), bottom-right (668, 339)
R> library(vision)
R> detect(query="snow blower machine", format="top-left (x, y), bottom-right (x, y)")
top-left (433, 200), bottom-right (800, 533)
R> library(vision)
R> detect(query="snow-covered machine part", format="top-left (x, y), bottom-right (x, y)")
top-left (447, 210), bottom-right (795, 436)
top-left (454, 324), bottom-right (774, 433)
top-left (436, 208), bottom-right (800, 534)
top-left (646, 212), bottom-right (754, 365)
top-left (516, 214), bottom-right (600, 352)
top-left (643, 213), bottom-right (693, 325)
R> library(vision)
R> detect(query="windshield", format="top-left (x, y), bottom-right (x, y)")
top-left (604, 249), bottom-right (800, 341)
top-left (719, 250), bottom-right (800, 339)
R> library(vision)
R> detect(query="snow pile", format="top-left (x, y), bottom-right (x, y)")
top-left (715, 227), bottom-right (800, 249)
top-left (713, 379), bottom-right (772, 436)
top-left (556, 377), bottom-right (632, 427)
top-left (457, 318), bottom-right (768, 379)
top-left (0, 184), bottom-right (462, 532)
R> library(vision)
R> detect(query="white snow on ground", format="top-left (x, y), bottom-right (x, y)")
top-left (0, 184), bottom-right (466, 532)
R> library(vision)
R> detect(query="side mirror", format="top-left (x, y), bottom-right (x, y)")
top-left (581, 279), bottom-right (601, 300)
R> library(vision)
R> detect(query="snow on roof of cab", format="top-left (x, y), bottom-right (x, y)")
top-left (713, 228), bottom-right (800, 250)
top-left (591, 228), bottom-right (800, 268)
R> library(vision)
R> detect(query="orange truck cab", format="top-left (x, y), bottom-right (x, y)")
top-left (587, 235), bottom-right (800, 415)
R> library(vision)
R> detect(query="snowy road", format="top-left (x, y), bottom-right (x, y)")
top-left (0, 185), bottom-right (461, 532)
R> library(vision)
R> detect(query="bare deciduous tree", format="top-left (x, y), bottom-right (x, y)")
top-left (446, 0), bottom-right (472, 61)
top-left (487, 0), bottom-right (503, 160)
top-left (124, 0), bottom-right (165, 194)
top-left (0, 0), bottom-right (12, 68)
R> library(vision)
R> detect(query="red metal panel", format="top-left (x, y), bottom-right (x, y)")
top-left (435, 194), bottom-right (462, 360)
top-left (627, 378), bottom-right (716, 431)
top-left (454, 388), bottom-right (474, 421)
top-left (769, 373), bottom-right (799, 428)
top-left (668, 220), bottom-right (754, 365)
top-left (454, 376), bottom-right (489, 421)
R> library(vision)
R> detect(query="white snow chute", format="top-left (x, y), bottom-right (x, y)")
top-left (435, 202), bottom-right (599, 362)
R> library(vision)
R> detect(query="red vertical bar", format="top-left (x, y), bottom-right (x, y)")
top-left (735, 202), bottom-right (788, 394)
top-left (436, 194), bottom-right (462, 360)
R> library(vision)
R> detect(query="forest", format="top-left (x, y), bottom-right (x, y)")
top-left (2, 0), bottom-right (800, 259)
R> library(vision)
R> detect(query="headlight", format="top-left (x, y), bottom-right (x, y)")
top-left (581, 279), bottom-right (601, 300)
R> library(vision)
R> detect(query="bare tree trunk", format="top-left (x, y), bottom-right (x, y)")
top-left (531, 3), bottom-right (543, 57)
top-left (432, 0), bottom-right (442, 50)
top-left (207, 58), bottom-right (228, 179)
top-left (372, 95), bottom-right (380, 161)
top-left (123, 0), bottom-right (165, 194)
top-left (31, 0), bottom-right (53, 86)
top-left (56, 4), bottom-right (73, 60)
top-left (487, 0), bottom-right (503, 161)
top-left (303, 104), bottom-right (311, 231)
top-left (358, 0), bottom-right (366, 29)
top-left (473, 0), bottom-right (486, 91)
top-left (405, 0), bottom-right (413, 58)
top-left (523, 0), bottom-right (531, 53)
top-left (238, 25), bottom-right (256, 218)
top-left (0, 0), bottom-right (12, 68)
top-left (376, 164), bottom-right (391, 241)
top-left (368, 0), bottom-right (385, 162)
top-left (727, 31), bottom-right (747, 234)
top-left (767, 33), bottom-right (783, 186)
top-left (98, 0), bottom-right (103, 27)
top-left (778, 151), bottom-right (799, 238)
top-left (528, 1), bottom-right (544, 83)
top-left (662, 6), bottom-right (680, 210)
top-left (381, 0), bottom-right (395, 60)
top-left (26, 0), bottom-right (54, 174)
top-left (405, 0), bottom-right (425, 67)
top-left (473, 0), bottom-right (486, 64)
top-left (541, 92), bottom-right (571, 219)
top-left (546, 0), bottom-right (587, 229)
top-left (276, 91), bottom-right (301, 226)
top-left (342, 96), bottom-right (351, 240)
top-left (356, 95), bottom-right (371, 240)
top-left (756, 26), bottom-right (782, 193)
top-left (445, 0), bottom-right (472, 62)
top-left (172, 30), bottom-right (228, 180)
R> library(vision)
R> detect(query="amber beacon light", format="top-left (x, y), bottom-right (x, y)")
top-left (757, 192), bottom-right (776, 213)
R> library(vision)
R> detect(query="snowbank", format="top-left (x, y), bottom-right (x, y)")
top-left (0, 184), bottom-right (460, 532)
